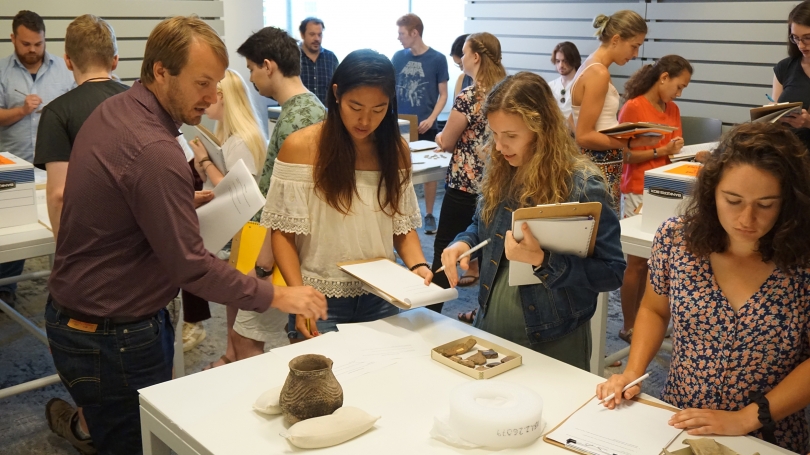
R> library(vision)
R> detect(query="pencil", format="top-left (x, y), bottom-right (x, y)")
top-left (598, 372), bottom-right (650, 404)
top-left (435, 238), bottom-right (491, 274)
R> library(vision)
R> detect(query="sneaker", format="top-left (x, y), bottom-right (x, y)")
top-left (182, 321), bottom-right (206, 352)
top-left (424, 214), bottom-right (437, 235)
top-left (45, 398), bottom-right (97, 455)
top-left (0, 290), bottom-right (16, 309)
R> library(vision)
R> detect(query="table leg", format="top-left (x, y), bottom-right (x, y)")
top-left (140, 407), bottom-right (173, 455)
top-left (590, 291), bottom-right (609, 375)
top-left (173, 301), bottom-right (185, 378)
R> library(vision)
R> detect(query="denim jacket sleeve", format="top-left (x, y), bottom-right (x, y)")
top-left (533, 172), bottom-right (626, 292)
top-left (453, 209), bottom-right (483, 260)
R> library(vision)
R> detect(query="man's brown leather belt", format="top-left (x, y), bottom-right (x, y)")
top-left (51, 299), bottom-right (157, 325)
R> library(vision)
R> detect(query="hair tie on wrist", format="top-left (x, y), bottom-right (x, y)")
top-left (749, 391), bottom-right (777, 444)
top-left (409, 262), bottom-right (430, 272)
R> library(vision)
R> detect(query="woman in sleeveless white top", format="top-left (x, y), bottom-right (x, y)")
top-left (570, 31), bottom-right (658, 215)
top-left (264, 50), bottom-right (432, 341)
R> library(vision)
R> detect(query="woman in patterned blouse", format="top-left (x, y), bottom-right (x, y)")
top-left (430, 32), bottom-right (506, 315)
top-left (598, 122), bottom-right (810, 452)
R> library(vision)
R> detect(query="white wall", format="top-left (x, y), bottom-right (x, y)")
top-left (466, 0), bottom-right (797, 125)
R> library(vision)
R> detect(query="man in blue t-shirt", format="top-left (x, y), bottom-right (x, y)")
top-left (392, 13), bottom-right (448, 235)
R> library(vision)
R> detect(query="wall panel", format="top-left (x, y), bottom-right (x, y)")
top-left (0, 1), bottom-right (224, 81)
top-left (465, 0), bottom-right (793, 125)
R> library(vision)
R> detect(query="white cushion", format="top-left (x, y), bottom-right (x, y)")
top-left (281, 406), bottom-right (380, 449)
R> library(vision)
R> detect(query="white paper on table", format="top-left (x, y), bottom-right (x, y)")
top-left (409, 140), bottom-right (438, 151)
top-left (411, 150), bottom-right (451, 173)
top-left (339, 259), bottom-right (458, 308)
top-left (196, 159), bottom-right (264, 252)
top-left (670, 141), bottom-right (718, 162)
top-left (545, 397), bottom-right (683, 455)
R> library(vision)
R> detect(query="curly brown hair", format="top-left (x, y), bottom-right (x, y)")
top-left (683, 122), bottom-right (810, 270)
top-left (622, 55), bottom-right (692, 102)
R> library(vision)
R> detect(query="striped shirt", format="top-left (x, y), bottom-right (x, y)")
top-left (49, 81), bottom-right (273, 318)
top-left (299, 47), bottom-right (339, 105)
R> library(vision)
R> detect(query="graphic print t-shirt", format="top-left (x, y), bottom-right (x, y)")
top-left (392, 47), bottom-right (449, 130)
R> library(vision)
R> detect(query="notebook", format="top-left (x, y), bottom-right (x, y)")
top-left (670, 141), bottom-right (718, 162)
top-left (750, 102), bottom-right (803, 123)
top-left (338, 258), bottom-right (458, 309)
top-left (179, 123), bottom-right (227, 173)
top-left (544, 396), bottom-right (683, 455)
top-left (599, 122), bottom-right (677, 139)
top-left (509, 202), bottom-right (600, 286)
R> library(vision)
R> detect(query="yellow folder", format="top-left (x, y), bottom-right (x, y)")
top-left (229, 221), bottom-right (286, 286)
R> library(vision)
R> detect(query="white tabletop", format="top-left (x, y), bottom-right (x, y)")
top-left (0, 190), bottom-right (53, 263)
top-left (138, 308), bottom-right (789, 455)
top-left (620, 215), bottom-right (655, 259)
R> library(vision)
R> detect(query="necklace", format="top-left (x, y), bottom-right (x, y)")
top-left (83, 76), bottom-right (112, 83)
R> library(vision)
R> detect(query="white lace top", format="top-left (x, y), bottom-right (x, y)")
top-left (260, 159), bottom-right (422, 297)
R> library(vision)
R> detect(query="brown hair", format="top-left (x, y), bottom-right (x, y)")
top-left (315, 49), bottom-right (409, 216)
top-left (65, 15), bottom-right (117, 73)
top-left (396, 13), bottom-right (424, 37)
top-left (466, 33), bottom-right (507, 104)
top-left (480, 72), bottom-right (598, 224)
top-left (683, 122), bottom-right (810, 271)
top-left (550, 41), bottom-right (582, 71)
top-left (593, 10), bottom-right (647, 44)
top-left (788, 1), bottom-right (810, 59)
top-left (140, 16), bottom-right (228, 85)
top-left (12, 10), bottom-right (45, 34)
top-left (623, 54), bottom-right (692, 101)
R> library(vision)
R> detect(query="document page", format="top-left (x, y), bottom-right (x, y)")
top-left (545, 397), bottom-right (682, 455)
top-left (671, 141), bottom-right (718, 162)
top-left (510, 217), bottom-right (595, 286)
top-left (196, 159), bottom-right (264, 252)
top-left (339, 259), bottom-right (458, 308)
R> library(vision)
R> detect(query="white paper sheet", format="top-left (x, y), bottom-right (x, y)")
top-left (196, 159), bottom-right (264, 252)
top-left (671, 141), bottom-right (718, 162)
top-left (409, 140), bottom-right (438, 151)
top-left (545, 397), bottom-right (683, 455)
top-left (510, 216), bottom-right (595, 286)
top-left (339, 259), bottom-right (458, 308)
top-left (411, 150), bottom-right (451, 173)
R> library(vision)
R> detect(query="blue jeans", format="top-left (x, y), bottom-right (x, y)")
top-left (288, 293), bottom-right (400, 339)
top-left (45, 300), bottom-right (174, 455)
top-left (0, 259), bottom-right (25, 293)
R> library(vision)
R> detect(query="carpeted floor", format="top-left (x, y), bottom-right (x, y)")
top-left (2, 186), bottom-right (795, 454)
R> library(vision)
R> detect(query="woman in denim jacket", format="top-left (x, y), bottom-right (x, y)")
top-left (439, 72), bottom-right (626, 370)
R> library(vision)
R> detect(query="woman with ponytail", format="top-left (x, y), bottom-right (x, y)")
top-left (432, 32), bottom-right (507, 317)
top-left (616, 55), bottom-right (692, 345)
top-left (571, 10), bottom-right (658, 215)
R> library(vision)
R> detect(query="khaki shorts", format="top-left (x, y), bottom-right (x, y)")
top-left (621, 193), bottom-right (643, 219)
top-left (233, 307), bottom-right (288, 342)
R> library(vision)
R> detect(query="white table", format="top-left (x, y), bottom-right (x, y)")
top-left (603, 216), bottom-right (672, 368)
top-left (139, 308), bottom-right (790, 455)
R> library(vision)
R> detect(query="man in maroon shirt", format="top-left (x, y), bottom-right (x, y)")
top-left (43, 16), bottom-right (327, 455)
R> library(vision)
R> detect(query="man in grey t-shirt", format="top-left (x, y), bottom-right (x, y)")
top-left (391, 13), bottom-right (448, 235)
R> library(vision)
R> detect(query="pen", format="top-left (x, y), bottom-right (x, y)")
top-left (435, 238), bottom-right (491, 274)
top-left (766, 93), bottom-right (775, 103)
top-left (599, 372), bottom-right (650, 404)
top-left (14, 89), bottom-right (27, 96)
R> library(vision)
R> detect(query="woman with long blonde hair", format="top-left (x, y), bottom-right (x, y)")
top-left (438, 72), bottom-right (625, 370)
top-left (187, 68), bottom-right (268, 364)
top-left (191, 68), bottom-right (267, 189)
top-left (432, 32), bottom-right (506, 317)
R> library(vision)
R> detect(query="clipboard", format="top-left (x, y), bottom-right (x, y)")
top-left (750, 101), bottom-right (803, 123)
top-left (180, 123), bottom-right (227, 174)
top-left (543, 396), bottom-right (681, 455)
top-left (338, 258), bottom-right (410, 309)
top-left (599, 122), bottom-right (677, 139)
top-left (512, 202), bottom-right (602, 257)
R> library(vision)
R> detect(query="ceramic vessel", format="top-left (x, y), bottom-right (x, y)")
top-left (279, 354), bottom-right (343, 425)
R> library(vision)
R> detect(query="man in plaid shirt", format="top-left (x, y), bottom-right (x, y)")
top-left (298, 17), bottom-right (338, 105)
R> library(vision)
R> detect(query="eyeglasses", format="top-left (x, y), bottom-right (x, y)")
top-left (560, 88), bottom-right (566, 104)
top-left (790, 34), bottom-right (810, 46)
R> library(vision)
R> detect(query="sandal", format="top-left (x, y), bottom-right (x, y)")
top-left (202, 355), bottom-right (232, 371)
top-left (618, 328), bottom-right (634, 344)
top-left (457, 309), bottom-right (477, 324)
top-left (457, 274), bottom-right (479, 287)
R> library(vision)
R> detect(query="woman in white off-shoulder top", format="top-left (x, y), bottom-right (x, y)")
top-left (262, 49), bottom-right (433, 340)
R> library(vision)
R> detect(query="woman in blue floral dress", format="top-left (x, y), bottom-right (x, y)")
top-left (598, 123), bottom-right (810, 453)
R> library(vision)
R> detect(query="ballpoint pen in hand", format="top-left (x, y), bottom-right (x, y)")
top-left (435, 238), bottom-right (491, 274)
top-left (599, 372), bottom-right (650, 405)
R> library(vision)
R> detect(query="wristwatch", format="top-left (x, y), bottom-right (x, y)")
top-left (255, 265), bottom-right (273, 278)
top-left (653, 148), bottom-right (658, 158)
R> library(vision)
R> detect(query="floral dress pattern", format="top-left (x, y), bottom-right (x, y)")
top-left (446, 86), bottom-right (488, 194)
top-left (650, 218), bottom-right (810, 453)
